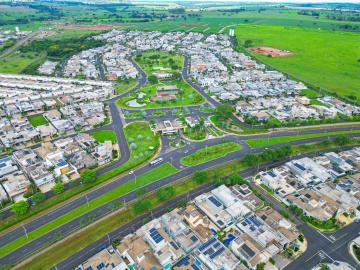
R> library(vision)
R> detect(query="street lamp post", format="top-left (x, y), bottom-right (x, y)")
top-left (22, 225), bottom-right (28, 239)
top-left (129, 170), bottom-right (136, 184)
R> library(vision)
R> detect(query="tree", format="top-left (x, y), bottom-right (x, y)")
top-left (132, 199), bottom-right (152, 215)
top-left (193, 170), bottom-right (208, 184)
top-left (80, 169), bottom-right (97, 184)
top-left (319, 264), bottom-right (330, 270)
top-left (156, 186), bottom-right (175, 201)
top-left (227, 173), bottom-right (246, 185)
top-left (136, 188), bottom-right (148, 198)
top-left (215, 104), bottom-right (233, 121)
top-left (148, 75), bottom-right (158, 84)
top-left (243, 153), bottom-right (261, 167)
top-left (130, 143), bottom-right (137, 150)
top-left (11, 200), bottom-right (29, 216)
top-left (244, 39), bottom-right (253, 48)
top-left (334, 135), bottom-right (350, 146)
top-left (31, 192), bottom-right (46, 205)
top-left (52, 182), bottom-right (64, 194)
top-left (256, 263), bottom-right (265, 270)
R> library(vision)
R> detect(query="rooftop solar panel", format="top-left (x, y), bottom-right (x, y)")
top-left (294, 163), bottom-right (306, 171)
top-left (192, 264), bottom-right (200, 270)
top-left (210, 247), bottom-right (225, 259)
top-left (208, 196), bottom-right (222, 207)
top-left (199, 238), bottom-right (216, 251)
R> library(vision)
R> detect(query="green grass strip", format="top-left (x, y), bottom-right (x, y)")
top-left (0, 163), bottom-right (178, 257)
top-left (246, 130), bottom-right (360, 148)
top-left (180, 142), bottom-right (241, 166)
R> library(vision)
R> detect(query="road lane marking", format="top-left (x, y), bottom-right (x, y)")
top-left (305, 251), bottom-right (320, 262)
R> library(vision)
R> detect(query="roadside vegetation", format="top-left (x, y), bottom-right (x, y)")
top-left (180, 142), bottom-right (241, 166)
top-left (245, 130), bottom-right (360, 147)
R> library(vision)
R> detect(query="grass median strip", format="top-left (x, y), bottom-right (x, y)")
top-left (246, 130), bottom-right (360, 148)
top-left (0, 163), bottom-right (178, 258)
top-left (180, 142), bottom-right (241, 166)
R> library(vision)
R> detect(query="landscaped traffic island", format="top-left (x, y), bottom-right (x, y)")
top-left (180, 142), bottom-right (242, 166)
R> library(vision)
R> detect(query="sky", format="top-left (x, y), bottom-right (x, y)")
top-left (146, 0), bottom-right (360, 3)
top-left (182, 0), bottom-right (360, 2)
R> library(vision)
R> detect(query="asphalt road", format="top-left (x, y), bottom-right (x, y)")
top-left (1, 53), bottom-right (360, 268)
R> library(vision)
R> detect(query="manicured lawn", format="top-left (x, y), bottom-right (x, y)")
top-left (180, 142), bottom-right (241, 166)
top-left (90, 130), bottom-right (117, 144)
top-left (246, 130), bottom-right (360, 148)
top-left (235, 24), bottom-right (360, 99)
top-left (183, 126), bottom-right (207, 141)
top-left (0, 163), bottom-right (178, 258)
top-left (97, 122), bottom-right (160, 182)
top-left (209, 115), bottom-right (267, 135)
top-left (28, 115), bottom-right (48, 127)
top-left (114, 78), bottom-right (138, 95)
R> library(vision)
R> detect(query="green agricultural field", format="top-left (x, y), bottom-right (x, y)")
top-left (180, 142), bottom-right (241, 166)
top-left (246, 130), bottom-right (360, 148)
top-left (235, 24), bottom-right (360, 100)
top-left (28, 115), bottom-right (48, 127)
top-left (117, 51), bottom-right (204, 109)
top-left (90, 130), bottom-right (117, 144)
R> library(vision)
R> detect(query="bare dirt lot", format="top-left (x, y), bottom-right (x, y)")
top-left (249, 46), bottom-right (295, 57)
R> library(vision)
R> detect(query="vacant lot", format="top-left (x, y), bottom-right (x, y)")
top-left (28, 115), bottom-right (48, 127)
top-left (90, 130), bottom-right (117, 144)
top-left (235, 24), bottom-right (360, 100)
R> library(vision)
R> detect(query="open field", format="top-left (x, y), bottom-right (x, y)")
top-left (0, 163), bottom-right (178, 258)
top-left (27, 115), bottom-right (48, 127)
top-left (235, 24), bottom-right (360, 100)
top-left (180, 142), bottom-right (241, 166)
top-left (0, 52), bottom-right (46, 74)
top-left (246, 130), bottom-right (360, 148)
